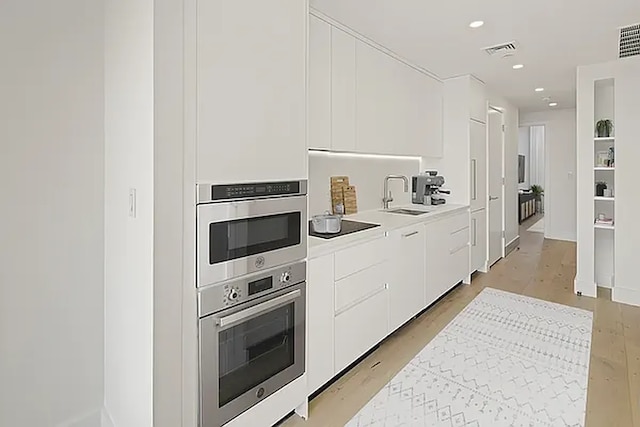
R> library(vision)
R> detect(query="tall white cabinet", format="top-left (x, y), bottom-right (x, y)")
top-left (308, 11), bottom-right (443, 157)
top-left (575, 57), bottom-right (640, 306)
top-left (196, 0), bottom-right (307, 183)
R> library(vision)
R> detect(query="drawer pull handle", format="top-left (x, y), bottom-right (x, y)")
top-left (402, 231), bottom-right (419, 238)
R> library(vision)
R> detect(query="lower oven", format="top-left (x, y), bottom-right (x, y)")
top-left (198, 262), bottom-right (306, 427)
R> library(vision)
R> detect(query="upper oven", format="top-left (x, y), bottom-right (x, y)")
top-left (196, 180), bottom-right (307, 287)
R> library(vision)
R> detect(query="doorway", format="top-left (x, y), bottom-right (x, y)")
top-left (488, 107), bottom-right (504, 266)
top-left (518, 125), bottom-right (546, 234)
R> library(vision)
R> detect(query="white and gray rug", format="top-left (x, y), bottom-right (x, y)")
top-left (346, 288), bottom-right (593, 427)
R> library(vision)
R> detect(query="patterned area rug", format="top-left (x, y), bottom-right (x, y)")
top-left (346, 288), bottom-right (593, 427)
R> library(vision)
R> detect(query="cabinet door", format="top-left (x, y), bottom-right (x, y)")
top-left (471, 209), bottom-right (487, 273)
top-left (196, 0), bottom-right (306, 183)
top-left (425, 220), bottom-right (448, 306)
top-left (470, 120), bottom-right (487, 211)
top-left (307, 254), bottom-right (335, 395)
top-left (470, 78), bottom-right (486, 123)
top-left (415, 72), bottom-right (443, 158)
top-left (308, 16), bottom-right (332, 150)
top-left (334, 284), bottom-right (388, 373)
top-left (389, 224), bottom-right (426, 332)
top-left (331, 28), bottom-right (356, 151)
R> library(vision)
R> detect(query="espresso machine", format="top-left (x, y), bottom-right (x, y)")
top-left (412, 171), bottom-right (450, 206)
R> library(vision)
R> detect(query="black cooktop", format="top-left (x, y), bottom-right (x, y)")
top-left (309, 219), bottom-right (381, 240)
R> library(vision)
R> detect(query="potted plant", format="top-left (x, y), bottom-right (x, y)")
top-left (596, 119), bottom-right (614, 138)
top-left (530, 185), bottom-right (544, 213)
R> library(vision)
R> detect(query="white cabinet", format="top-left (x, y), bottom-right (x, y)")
top-left (425, 211), bottom-right (470, 305)
top-left (307, 254), bottom-right (335, 395)
top-left (388, 224), bottom-right (426, 332)
top-left (470, 77), bottom-right (487, 124)
top-left (355, 40), bottom-right (443, 157)
top-left (308, 15), bottom-right (332, 151)
top-left (331, 27), bottom-right (357, 152)
top-left (334, 263), bottom-right (389, 373)
top-left (471, 209), bottom-right (487, 273)
top-left (470, 120), bottom-right (487, 211)
top-left (196, 0), bottom-right (306, 183)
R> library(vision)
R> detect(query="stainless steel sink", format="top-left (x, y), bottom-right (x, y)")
top-left (384, 208), bottom-right (430, 216)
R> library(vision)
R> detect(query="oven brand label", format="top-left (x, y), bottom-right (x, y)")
top-left (255, 256), bottom-right (265, 269)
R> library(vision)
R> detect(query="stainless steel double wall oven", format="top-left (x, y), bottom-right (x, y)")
top-left (196, 180), bottom-right (308, 427)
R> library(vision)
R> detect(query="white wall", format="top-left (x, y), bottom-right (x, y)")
top-left (0, 1), bottom-right (105, 426)
top-left (104, 0), bottom-right (154, 425)
top-left (521, 109), bottom-right (577, 242)
top-left (518, 127), bottom-right (530, 189)
top-left (308, 152), bottom-right (421, 215)
top-left (488, 93), bottom-right (519, 248)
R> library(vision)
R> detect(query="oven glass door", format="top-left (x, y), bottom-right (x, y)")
top-left (209, 212), bottom-right (301, 265)
top-left (199, 284), bottom-right (306, 427)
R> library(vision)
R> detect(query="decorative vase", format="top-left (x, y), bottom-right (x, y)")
top-left (595, 183), bottom-right (607, 197)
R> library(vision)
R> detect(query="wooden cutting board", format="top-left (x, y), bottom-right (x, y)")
top-left (330, 176), bottom-right (349, 214)
top-left (343, 185), bottom-right (358, 214)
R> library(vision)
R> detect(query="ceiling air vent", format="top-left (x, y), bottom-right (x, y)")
top-left (482, 41), bottom-right (519, 57)
top-left (619, 23), bottom-right (640, 58)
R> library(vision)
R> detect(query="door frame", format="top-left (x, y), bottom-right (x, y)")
top-left (519, 122), bottom-right (548, 237)
top-left (488, 105), bottom-right (506, 265)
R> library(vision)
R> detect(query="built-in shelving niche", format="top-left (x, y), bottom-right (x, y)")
top-left (594, 78), bottom-right (615, 288)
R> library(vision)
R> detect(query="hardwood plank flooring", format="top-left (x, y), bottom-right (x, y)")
top-left (282, 215), bottom-right (640, 427)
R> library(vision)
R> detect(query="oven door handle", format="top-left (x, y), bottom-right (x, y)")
top-left (217, 289), bottom-right (301, 328)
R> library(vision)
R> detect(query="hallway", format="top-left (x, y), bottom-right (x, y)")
top-left (284, 218), bottom-right (640, 427)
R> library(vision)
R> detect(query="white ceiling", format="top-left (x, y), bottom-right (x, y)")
top-left (310, 0), bottom-right (640, 112)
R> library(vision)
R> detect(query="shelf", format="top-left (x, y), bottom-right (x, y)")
top-left (594, 167), bottom-right (615, 171)
top-left (594, 223), bottom-right (615, 230)
top-left (594, 137), bottom-right (615, 141)
top-left (594, 196), bottom-right (615, 201)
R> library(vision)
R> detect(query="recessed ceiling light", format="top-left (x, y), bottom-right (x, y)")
top-left (549, 102), bottom-right (558, 107)
top-left (469, 21), bottom-right (484, 28)
top-left (535, 87), bottom-right (544, 92)
top-left (512, 64), bottom-right (524, 70)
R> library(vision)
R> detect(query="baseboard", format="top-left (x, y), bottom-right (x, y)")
top-left (56, 409), bottom-right (102, 427)
top-left (574, 277), bottom-right (597, 298)
top-left (505, 236), bottom-right (519, 256)
top-left (612, 287), bottom-right (640, 307)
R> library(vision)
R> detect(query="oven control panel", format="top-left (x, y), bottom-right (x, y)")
top-left (196, 180), bottom-right (308, 203)
top-left (198, 261), bottom-right (307, 316)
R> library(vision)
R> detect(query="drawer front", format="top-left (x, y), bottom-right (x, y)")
top-left (334, 236), bottom-right (386, 281)
top-left (335, 262), bottom-right (387, 314)
top-left (445, 211), bottom-right (470, 234)
top-left (449, 226), bottom-right (470, 254)
top-left (448, 244), bottom-right (470, 287)
top-left (334, 288), bottom-right (388, 373)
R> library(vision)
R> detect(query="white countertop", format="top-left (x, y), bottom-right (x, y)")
top-left (309, 204), bottom-right (469, 259)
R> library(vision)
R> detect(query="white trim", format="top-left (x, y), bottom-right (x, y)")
top-left (613, 287), bottom-right (640, 307)
top-left (309, 8), bottom-right (441, 82)
top-left (574, 277), bottom-right (597, 298)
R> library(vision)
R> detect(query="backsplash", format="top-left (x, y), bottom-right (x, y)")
top-left (308, 151), bottom-right (422, 217)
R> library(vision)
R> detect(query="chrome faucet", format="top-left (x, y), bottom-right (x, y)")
top-left (383, 175), bottom-right (409, 210)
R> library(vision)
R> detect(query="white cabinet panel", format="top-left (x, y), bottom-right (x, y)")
top-left (309, 16), bottom-right (331, 150)
top-left (334, 236), bottom-right (386, 281)
top-left (415, 72), bottom-right (443, 158)
top-left (470, 120), bottom-right (487, 211)
top-left (334, 286), bottom-right (388, 373)
top-left (196, 0), bottom-right (306, 183)
top-left (307, 254), bottom-right (335, 395)
top-left (335, 263), bottom-right (387, 313)
top-left (471, 209), bottom-right (487, 273)
top-left (470, 78), bottom-right (487, 124)
top-left (389, 224), bottom-right (426, 332)
top-left (331, 28), bottom-right (357, 151)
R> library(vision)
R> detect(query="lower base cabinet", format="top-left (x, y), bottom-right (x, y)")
top-left (471, 209), bottom-right (487, 273)
top-left (307, 254), bottom-right (335, 395)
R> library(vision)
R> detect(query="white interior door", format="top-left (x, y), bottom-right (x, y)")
top-left (488, 108), bottom-right (504, 266)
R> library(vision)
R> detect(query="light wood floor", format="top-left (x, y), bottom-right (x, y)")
top-left (282, 214), bottom-right (640, 427)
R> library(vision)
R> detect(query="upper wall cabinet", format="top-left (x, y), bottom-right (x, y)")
top-left (355, 40), bottom-right (443, 157)
top-left (196, 0), bottom-right (307, 183)
top-left (331, 28), bottom-right (357, 152)
top-left (309, 15), bottom-right (332, 151)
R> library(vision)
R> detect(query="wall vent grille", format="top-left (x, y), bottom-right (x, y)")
top-left (482, 41), bottom-right (518, 56)
top-left (619, 23), bottom-right (640, 58)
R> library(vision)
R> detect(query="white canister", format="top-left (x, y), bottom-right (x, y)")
top-left (603, 189), bottom-right (613, 198)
